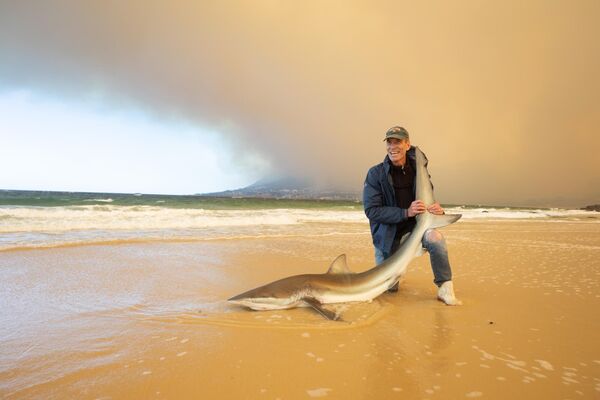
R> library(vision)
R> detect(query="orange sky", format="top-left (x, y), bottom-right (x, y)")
top-left (1, 1), bottom-right (599, 206)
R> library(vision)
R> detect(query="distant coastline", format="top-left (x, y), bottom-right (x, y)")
top-left (582, 204), bottom-right (600, 212)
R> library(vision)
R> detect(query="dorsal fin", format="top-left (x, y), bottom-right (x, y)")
top-left (327, 254), bottom-right (352, 274)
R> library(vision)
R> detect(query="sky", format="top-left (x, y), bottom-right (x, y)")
top-left (1, 1), bottom-right (599, 207)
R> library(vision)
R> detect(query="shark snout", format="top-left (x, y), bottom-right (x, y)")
top-left (227, 293), bottom-right (245, 302)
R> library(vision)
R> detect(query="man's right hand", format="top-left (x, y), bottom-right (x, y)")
top-left (407, 200), bottom-right (426, 217)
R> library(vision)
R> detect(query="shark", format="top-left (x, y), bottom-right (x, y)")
top-left (228, 147), bottom-right (461, 320)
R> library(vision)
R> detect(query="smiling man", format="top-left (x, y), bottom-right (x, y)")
top-left (363, 126), bottom-right (461, 305)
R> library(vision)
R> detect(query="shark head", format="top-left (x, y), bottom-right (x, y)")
top-left (228, 276), bottom-right (306, 310)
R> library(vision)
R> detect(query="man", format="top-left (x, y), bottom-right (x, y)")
top-left (363, 126), bottom-right (461, 305)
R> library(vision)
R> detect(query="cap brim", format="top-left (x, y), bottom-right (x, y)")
top-left (384, 134), bottom-right (409, 141)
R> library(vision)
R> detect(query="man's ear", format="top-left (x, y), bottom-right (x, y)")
top-left (405, 140), bottom-right (411, 150)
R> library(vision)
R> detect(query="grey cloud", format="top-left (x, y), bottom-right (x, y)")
top-left (1, 1), bottom-right (599, 206)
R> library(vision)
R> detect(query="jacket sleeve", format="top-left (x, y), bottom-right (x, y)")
top-left (363, 167), bottom-right (408, 224)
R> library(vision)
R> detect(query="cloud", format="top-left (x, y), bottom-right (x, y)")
top-left (1, 1), bottom-right (599, 206)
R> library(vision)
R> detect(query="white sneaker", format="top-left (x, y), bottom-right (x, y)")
top-left (437, 281), bottom-right (462, 306)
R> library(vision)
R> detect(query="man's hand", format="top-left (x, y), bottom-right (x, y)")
top-left (427, 202), bottom-right (445, 215)
top-left (407, 201), bottom-right (445, 217)
top-left (407, 200), bottom-right (426, 217)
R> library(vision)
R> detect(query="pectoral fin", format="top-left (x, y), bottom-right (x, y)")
top-left (304, 297), bottom-right (342, 321)
top-left (429, 213), bottom-right (462, 229)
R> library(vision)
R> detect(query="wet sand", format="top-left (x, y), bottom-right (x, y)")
top-left (1, 219), bottom-right (599, 399)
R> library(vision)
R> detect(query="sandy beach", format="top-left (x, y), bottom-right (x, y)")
top-left (1, 218), bottom-right (599, 399)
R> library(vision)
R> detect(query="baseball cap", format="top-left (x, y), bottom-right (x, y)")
top-left (384, 126), bottom-right (409, 141)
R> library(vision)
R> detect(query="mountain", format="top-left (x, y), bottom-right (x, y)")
top-left (200, 177), bottom-right (361, 201)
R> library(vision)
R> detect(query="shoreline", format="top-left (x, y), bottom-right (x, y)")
top-left (1, 217), bottom-right (598, 254)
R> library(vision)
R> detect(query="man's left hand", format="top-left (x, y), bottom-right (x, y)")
top-left (427, 202), bottom-right (444, 215)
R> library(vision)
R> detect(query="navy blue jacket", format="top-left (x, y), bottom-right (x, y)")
top-left (363, 147), bottom-right (432, 254)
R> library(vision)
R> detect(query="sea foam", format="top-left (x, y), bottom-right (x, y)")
top-left (0, 205), bottom-right (597, 251)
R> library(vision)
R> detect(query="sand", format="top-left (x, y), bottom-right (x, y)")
top-left (1, 219), bottom-right (599, 399)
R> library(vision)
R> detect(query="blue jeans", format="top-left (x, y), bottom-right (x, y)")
top-left (374, 229), bottom-right (452, 287)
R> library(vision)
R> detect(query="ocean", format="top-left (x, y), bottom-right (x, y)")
top-left (1, 190), bottom-right (598, 252)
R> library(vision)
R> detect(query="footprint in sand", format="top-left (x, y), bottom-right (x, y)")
top-left (534, 359), bottom-right (554, 371)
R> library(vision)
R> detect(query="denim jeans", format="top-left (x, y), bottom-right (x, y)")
top-left (374, 228), bottom-right (452, 287)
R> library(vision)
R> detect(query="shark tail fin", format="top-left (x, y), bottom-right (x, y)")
top-left (429, 213), bottom-right (462, 229)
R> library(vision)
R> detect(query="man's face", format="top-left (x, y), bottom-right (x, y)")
top-left (386, 138), bottom-right (411, 166)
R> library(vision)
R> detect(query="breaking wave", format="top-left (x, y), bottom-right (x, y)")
top-left (0, 205), bottom-right (597, 251)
